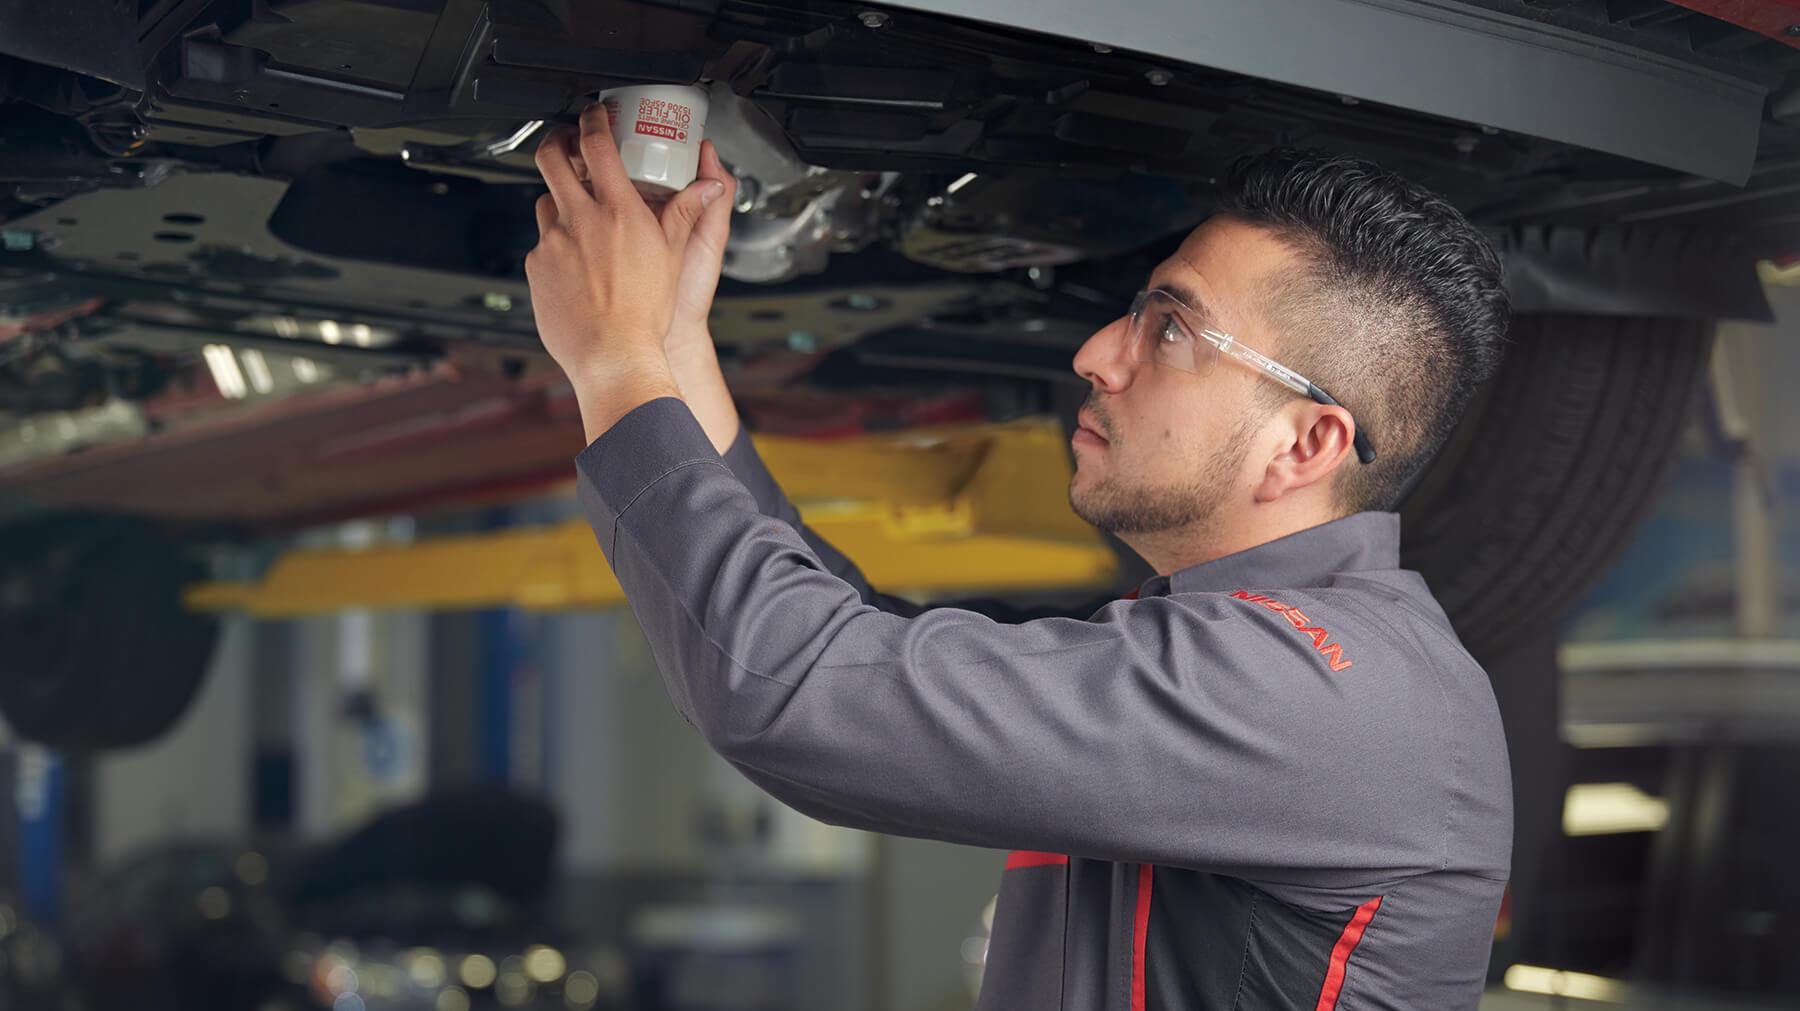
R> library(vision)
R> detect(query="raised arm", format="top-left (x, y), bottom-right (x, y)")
top-left (574, 398), bottom-right (1485, 893)
top-left (651, 141), bottom-right (1097, 619)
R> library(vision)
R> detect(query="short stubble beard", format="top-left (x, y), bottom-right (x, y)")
top-left (1069, 403), bottom-right (1253, 537)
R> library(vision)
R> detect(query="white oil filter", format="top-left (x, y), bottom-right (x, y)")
top-left (597, 84), bottom-right (710, 202)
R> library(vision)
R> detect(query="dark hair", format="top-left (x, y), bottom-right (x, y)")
top-left (1216, 148), bottom-right (1509, 513)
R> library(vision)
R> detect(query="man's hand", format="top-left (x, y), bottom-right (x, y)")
top-left (662, 140), bottom-right (746, 454)
top-left (667, 140), bottom-right (739, 355)
top-left (526, 102), bottom-right (725, 440)
top-left (563, 129), bottom-right (745, 454)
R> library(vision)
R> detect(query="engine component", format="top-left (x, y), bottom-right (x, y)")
top-left (389, 120), bottom-right (549, 184)
top-left (901, 172), bottom-right (1205, 273)
top-left (705, 85), bottom-right (814, 212)
top-left (723, 183), bottom-right (888, 284)
top-left (705, 83), bottom-right (893, 283)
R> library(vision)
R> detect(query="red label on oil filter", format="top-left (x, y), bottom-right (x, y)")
top-left (632, 97), bottom-right (693, 142)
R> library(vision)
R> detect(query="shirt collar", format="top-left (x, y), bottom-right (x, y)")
top-left (1134, 512), bottom-right (1402, 597)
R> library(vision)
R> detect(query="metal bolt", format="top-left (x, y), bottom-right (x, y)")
top-left (1145, 69), bottom-right (1173, 87)
top-left (859, 10), bottom-right (888, 28)
top-left (734, 176), bottom-right (761, 213)
top-left (1092, 43), bottom-right (1112, 54)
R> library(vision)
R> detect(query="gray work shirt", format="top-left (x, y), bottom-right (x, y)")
top-left (575, 397), bottom-right (1513, 1010)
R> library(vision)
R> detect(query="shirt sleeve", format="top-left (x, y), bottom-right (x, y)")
top-left (577, 398), bottom-right (1460, 891)
top-left (720, 422), bottom-right (1115, 623)
top-left (720, 424), bottom-right (910, 612)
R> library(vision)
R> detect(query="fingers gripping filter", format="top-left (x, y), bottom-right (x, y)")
top-left (597, 84), bottom-right (710, 202)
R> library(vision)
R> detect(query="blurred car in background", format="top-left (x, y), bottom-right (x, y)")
top-left (56, 786), bottom-right (628, 1011)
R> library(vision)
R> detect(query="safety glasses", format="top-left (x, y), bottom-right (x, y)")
top-left (1127, 288), bottom-right (1377, 464)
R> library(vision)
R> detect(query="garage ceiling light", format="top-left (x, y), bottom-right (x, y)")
top-left (240, 347), bottom-right (274, 394)
top-left (242, 314), bottom-right (398, 349)
top-left (1562, 782), bottom-right (1669, 836)
top-left (201, 343), bottom-right (247, 399)
top-left (1503, 964), bottom-right (1627, 1003)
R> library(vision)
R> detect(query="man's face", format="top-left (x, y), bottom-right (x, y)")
top-left (1067, 216), bottom-right (1296, 537)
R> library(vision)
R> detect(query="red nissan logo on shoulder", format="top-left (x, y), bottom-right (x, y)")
top-left (1228, 590), bottom-right (1354, 671)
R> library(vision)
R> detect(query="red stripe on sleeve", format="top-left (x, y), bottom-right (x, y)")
top-left (1313, 895), bottom-right (1384, 1011)
top-left (1004, 851), bottom-right (1069, 870)
top-left (1131, 863), bottom-right (1153, 1011)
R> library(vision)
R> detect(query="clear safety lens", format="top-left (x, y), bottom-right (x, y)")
top-left (1128, 289), bottom-right (1216, 375)
top-left (1126, 289), bottom-right (1313, 396)
top-left (1120, 288), bottom-right (1374, 462)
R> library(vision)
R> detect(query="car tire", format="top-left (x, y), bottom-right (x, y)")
top-left (0, 513), bottom-right (219, 751)
top-left (1399, 313), bottom-right (1714, 661)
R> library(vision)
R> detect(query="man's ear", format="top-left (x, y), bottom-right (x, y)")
top-left (1252, 403), bottom-right (1355, 503)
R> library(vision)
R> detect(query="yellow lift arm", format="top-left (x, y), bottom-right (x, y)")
top-left (186, 418), bottom-right (1118, 617)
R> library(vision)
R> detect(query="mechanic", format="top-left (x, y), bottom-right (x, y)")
top-left (526, 102), bottom-right (1513, 1010)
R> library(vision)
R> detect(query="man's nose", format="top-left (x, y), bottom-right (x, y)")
top-left (1072, 315), bottom-right (1135, 393)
